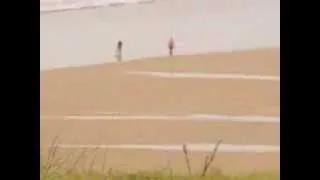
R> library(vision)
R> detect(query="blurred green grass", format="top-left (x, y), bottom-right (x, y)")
top-left (41, 140), bottom-right (279, 180)
top-left (41, 168), bottom-right (279, 180)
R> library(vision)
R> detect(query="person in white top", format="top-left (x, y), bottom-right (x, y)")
top-left (115, 40), bottom-right (123, 62)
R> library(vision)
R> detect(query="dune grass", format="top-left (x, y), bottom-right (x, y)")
top-left (41, 138), bottom-right (279, 180)
top-left (41, 169), bottom-right (279, 180)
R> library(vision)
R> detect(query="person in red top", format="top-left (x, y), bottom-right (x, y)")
top-left (168, 37), bottom-right (175, 56)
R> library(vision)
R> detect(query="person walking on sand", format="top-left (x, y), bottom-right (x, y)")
top-left (115, 40), bottom-right (123, 62)
top-left (168, 37), bottom-right (175, 57)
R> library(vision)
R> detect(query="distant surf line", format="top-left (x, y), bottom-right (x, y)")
top-left (53, 143), bottom-right (280, 153)
top-left (41, 113), bottom-right (280, 123)
top-left (127, 71), bottom-right (280, 81)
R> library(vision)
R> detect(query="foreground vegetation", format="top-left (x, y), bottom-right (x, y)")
top-left (41, 169), bottom-right (279, 180)
top-left (41, 139), bottom-right (279, 180)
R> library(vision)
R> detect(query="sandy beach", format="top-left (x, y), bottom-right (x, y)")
top-left (40, 0), bottom-right (280, 174)
top-left (41, 48), bottom-right (280, 173)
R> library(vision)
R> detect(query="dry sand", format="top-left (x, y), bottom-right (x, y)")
top-left (40, 48), bottom-right (280, 173)
top-left (41, 48), bottom-right (279, 115)
top-left (120, 47), bottom-right (280, 75)
top-left (41, 119), bottom-right (279, 145)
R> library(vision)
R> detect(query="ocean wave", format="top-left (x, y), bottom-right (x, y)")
top-left (40, 0), bottom-right (154, 12)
